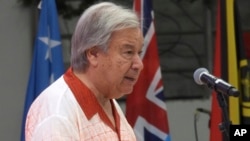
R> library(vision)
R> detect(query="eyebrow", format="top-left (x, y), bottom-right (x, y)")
top-left (120, 44), bottom-right (135, 50)
top-left (123, 43), bottom-right (144, 49)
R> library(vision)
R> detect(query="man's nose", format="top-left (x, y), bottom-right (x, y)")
top-left (131, 54), bottom-right (144, 71)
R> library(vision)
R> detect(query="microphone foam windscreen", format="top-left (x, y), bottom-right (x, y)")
top-left (193, 68), bottom-right (209, 85)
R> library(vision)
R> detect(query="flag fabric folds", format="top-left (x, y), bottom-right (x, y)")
top-left (241, 35), bottom-right (250, 124)
top-left (210, 1), bottom-right (224, 140)
top-left (125, 0), bottom-right (171, 141)
top-left (210, 0), bottom-right (248, 141)
top-left (20, 0), bottom-right (64, 140)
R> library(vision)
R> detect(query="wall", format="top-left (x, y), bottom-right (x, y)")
top-left (0, 0), bottom-right (33, 140)
top-left (165, 99), bottom-right (211, 141)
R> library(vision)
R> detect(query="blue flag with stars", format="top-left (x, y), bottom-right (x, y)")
top-left (20, 0), bottom-right (64, 140)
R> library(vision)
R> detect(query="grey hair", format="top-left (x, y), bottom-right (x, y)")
top-left (70, 2), bottom-right (140, 72)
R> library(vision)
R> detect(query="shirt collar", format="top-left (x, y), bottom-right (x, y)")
top-left (63, 68), bottom-right (120, 132)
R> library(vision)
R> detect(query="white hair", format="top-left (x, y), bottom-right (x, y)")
top-left (71, 2), bottom-right (140, 72)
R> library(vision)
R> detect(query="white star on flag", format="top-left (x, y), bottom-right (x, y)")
top-left (39, 37), bottom-right (61, 83)
top-left (39, 37), bottom-right (61, 62)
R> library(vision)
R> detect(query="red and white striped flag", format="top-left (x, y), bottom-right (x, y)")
top-left (125, 0), bottom-right (171, 140)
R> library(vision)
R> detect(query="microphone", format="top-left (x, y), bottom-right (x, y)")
top-left (193, 68), bottom-right (240, 97)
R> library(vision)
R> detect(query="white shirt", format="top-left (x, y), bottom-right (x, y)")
top-left (25, 69), bottom-right (136, 141)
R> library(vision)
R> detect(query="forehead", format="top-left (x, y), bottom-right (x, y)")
top-left (109, 28), bottom-right (144, 46)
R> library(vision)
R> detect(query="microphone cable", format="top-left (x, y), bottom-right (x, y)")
top-left (194, 110), bottom-right (199, 141)
top-left (194, 108), bottom-right (211, 141)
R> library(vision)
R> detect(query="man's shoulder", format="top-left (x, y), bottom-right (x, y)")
top-left (28, 76), bottom-right (77, 116)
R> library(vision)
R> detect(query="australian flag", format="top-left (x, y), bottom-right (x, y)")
top-left (126, 0), bottom-right (171, 141)
top-left (20, 0), bottom-right (64, 140)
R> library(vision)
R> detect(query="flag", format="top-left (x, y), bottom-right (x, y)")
top-left (242, 32), bottom-right (250, 124)
top-left (210, 0), bottom-right (224, 140)
top-left (20, 0), bottom-right (64, 140)
top-left (125, 0), bottom-right (171, 141)
top-left (210, 0), bottom-right (248, 141)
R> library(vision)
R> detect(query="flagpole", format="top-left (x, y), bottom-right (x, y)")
top-left (216, 92), bottom-right (230, 141)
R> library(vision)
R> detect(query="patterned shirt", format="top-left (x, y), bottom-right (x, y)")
top-left (25, 68), bottom-right (136, 141)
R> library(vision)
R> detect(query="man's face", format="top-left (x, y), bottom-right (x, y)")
top-left (96, 27), bottom-right (144, 98)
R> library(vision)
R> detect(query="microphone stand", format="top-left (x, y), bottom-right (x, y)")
top-left (216, 92), bottom-right (230, 141)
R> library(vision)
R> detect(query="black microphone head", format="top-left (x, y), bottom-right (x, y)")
top-left (193, 68), bottom-right (209, 85)
top-left (229, 87), bottom-right (240, 97)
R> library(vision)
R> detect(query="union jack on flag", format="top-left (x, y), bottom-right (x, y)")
top-left (125, 0), bottom-right (171, 141)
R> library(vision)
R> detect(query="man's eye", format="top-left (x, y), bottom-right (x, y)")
top-left (123, 50), bottom-right (134, 55)
top-left (126, 51), bottom-right (133, 54)
top-left (122, 50), bottom-right (134, 59)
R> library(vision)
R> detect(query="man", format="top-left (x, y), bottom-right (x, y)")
top-left (25, 2), bottom-right (144, 141)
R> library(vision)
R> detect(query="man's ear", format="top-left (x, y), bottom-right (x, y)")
top-left (86, 47), bottom-right (100, 67)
